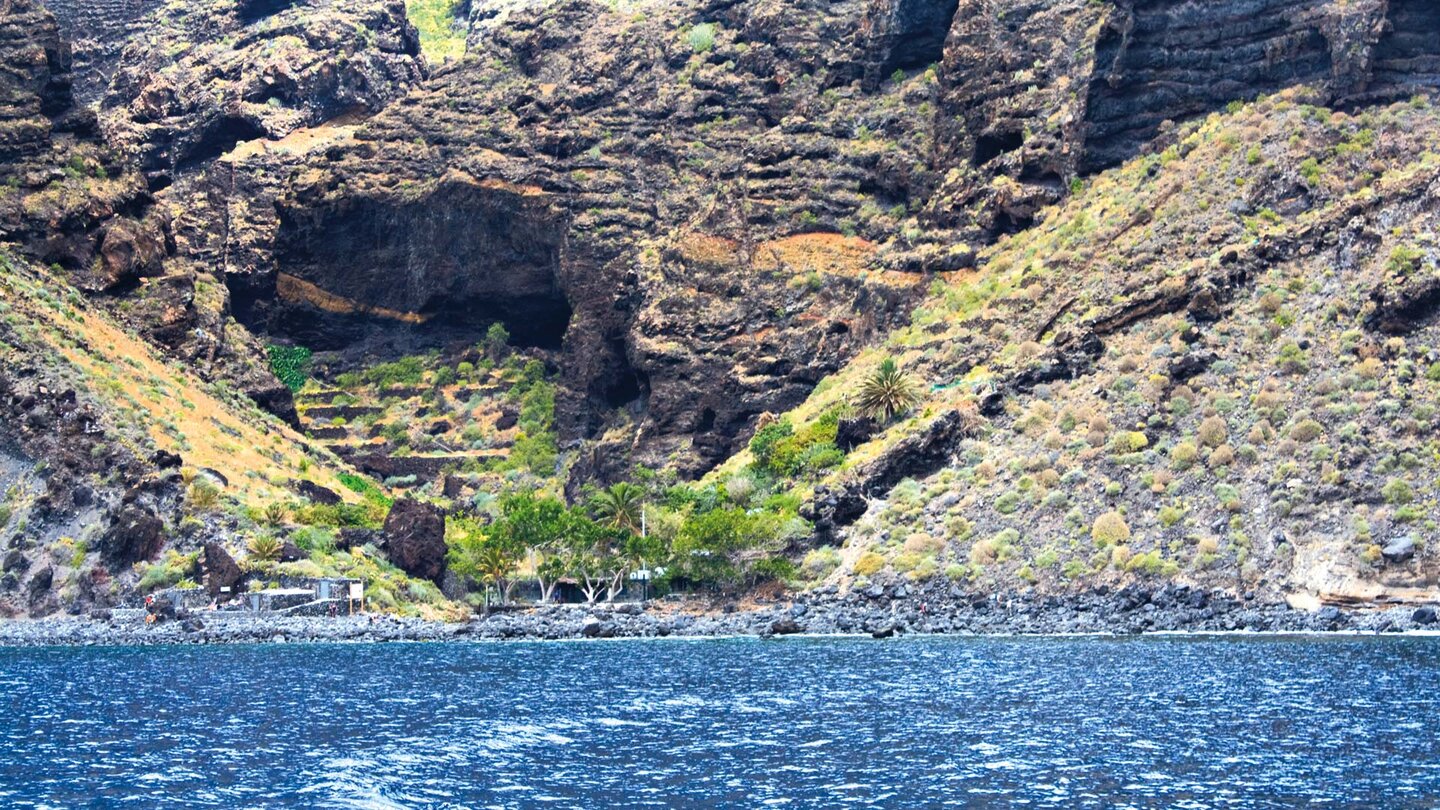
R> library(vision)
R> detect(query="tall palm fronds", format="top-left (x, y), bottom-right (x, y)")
top-left (591, 482), bottom-right (645, 535)
top-left (855, 357), bottom-right (921, 422)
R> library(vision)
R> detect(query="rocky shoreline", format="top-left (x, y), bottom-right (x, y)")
top-left (1, 583), bottom-right (1436, 647)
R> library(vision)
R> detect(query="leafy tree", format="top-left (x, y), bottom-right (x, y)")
top-left (855, 357), bottom-right (921, 422)
top-left (491, 494), bottom-right (567, 555)
top-left (448, 519), bottom-right (519, 606)
top-left (563, 514), bottom-right (631, 603)
top-left (673, 507), bottom-right (756, 585)
top-left (267, 344), bottom-right (312, 392)
top-left (486, 494), bottom-right (568, 600)
top-left (620, 530), bottom-right (667, 601)
top-left (535, 554), bottom-right (568, 603)
top-left (484, 322), bottom-right (510, 361)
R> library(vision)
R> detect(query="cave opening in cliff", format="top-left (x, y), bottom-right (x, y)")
top-left (257, 176), bottom-right (574, 362)
top-left (237, 0), bottom-right (299, 23)
top-left (425, 292), bottom-right (572, 351)
top-left (178, 116), bottom-right (267, 172)
top-left (600, 337), bottom-right (647, 409)
top-left (972, 130), bottom-right (1023, 167)
top-left (876, 0), bottom-right (961, 75)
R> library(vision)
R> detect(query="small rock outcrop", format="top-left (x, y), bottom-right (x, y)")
top-left (98, 505), bottom-right (164, 568)
top-left (1382, 537), bottom-right (1417, 565)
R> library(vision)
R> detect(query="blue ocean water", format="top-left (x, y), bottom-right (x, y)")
top-left (1, 634), bottom-right (1438, 808)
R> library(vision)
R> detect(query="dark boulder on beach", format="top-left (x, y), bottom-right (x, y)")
top-left (770, 618), bottom-right (803, 635)
top-left (382, 498), bottom-right (447, 584)
top-left (203, 542), bottom-right (243, 599)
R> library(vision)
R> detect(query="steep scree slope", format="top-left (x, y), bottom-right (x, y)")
top-left (759, 92), bottom-right (1440, 607)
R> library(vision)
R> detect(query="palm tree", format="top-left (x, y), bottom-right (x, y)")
top-left (855, 357), bottom-right (921, 422)
top-left (246, 534), bottom-right (282, 562)
top-left (591, 482), bottom-right (645, 535)
top-left (475, 544), bottom-right (516, 607)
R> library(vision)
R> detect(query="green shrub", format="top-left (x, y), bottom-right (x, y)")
top-left (364, 356), bottom-right (426, 388)
top-left (267, 344), bottom-right (312, 392)
top-left (1275, 342), bottom-right (1309, 374)
top-left (801, 547), bottom-right (842, 580)
top-left (1091, 511), bottom-right (1131, 545)
top-left (1197, 416), bottom-right (1228, 448)
top-left (1110, 431), bottom-right (1149, 453)
top-left (853, 551), bottom-right (885, 577)
top-left (291, 526), bottom-right (338, 554)
top-left (688, 22), bottom-right (717, 52)
top-left (1395, 504), bottom-right (1423, 523)
top-left (1387, 245), bottom-right (1424, 276)
top-left (1288, 419), bottom-right (1324, 442)
top-left (1171, 441), bottom-right (1199, 470)
top-left (1126, 550), bottom-right (1179, 577)
top-left (748, 411), bottom-right (843, 480)
top-left (136, 550), bottom-right (199, 593)
top-left (484, 322), bottom-right (510, 361)
top-left (1382, 478), bottom-right (1414, 505)
top-left (1158, 505), bottom-right (1185, 528)
top-left (749, 556), bottom-right (797, 583)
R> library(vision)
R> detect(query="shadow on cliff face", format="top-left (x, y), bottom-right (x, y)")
top-left (244, 174), bottom-right (572, 352)
top-left (1081, 0), bottom-right (1335, 173)
top-left (1370, 0), bottom-right (1440, 94)
top-left (864, 0), bottom-right (961, 83)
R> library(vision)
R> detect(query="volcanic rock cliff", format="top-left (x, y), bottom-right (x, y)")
top-left (180, 0), bottom-right (1440, 483)
top-left (2, 0), bottom-right (1440, 617)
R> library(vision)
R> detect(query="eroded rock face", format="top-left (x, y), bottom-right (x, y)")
top-left (859, 0), bottom-right (962, 85)
top-left (0, 0), bottom-right (72, 172)
top-left (1083, 0), bottom-right (1345, 173)
top-left (928, 0), bottom-right (1440, 239)
top-left (382, 498), bottom-right (448, 584)
top-left (99, 504), bottom-right (165, 568)
top-left (99, 0), bottom-right (425, 187)
top-left (38, 0), bottom-right (165, 105)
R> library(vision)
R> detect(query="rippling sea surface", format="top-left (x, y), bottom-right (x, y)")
top-left (2, 635), bottom-right (1439, 808)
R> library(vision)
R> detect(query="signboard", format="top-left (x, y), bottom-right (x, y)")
top-left (349, 583), bottom-right (364, 599)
